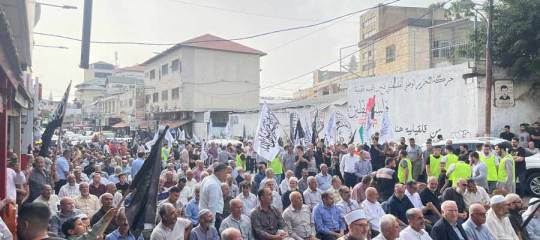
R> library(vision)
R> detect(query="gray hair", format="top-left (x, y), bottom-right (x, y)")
top-left (158, 202), bottom-right (175, 218)
top-left (379, 214), bottom-right (397, 232)
top-left (221, 228), bottom-right (241, 240)
top-left (406, 208), bottom-right (422, 221)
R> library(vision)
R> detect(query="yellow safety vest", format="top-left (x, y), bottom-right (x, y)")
top-left (445, 153), bottom-right (459, 171)
top-left (498, 154), bottom-right (515, 183)
top-left (270, 155), bottom-right (283, 175)
top-left (429, 155), bottom-right (443, 178)
top-left (161, 147), bottom-right (170, 162)
top-left (398, 158), bottom-right (412, 184)
top-left (450, 161), bottom-right (472, 187)
top-left (480, 153), bottom-right (498, 181)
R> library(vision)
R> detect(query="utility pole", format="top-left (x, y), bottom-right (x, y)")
top-left (485, 0), bottom-right (494, 136)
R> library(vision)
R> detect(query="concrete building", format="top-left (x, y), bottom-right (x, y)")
top-left (83, 61), bottom-right (115, 81)
top-left (142, 34), bottom-right (265, 137)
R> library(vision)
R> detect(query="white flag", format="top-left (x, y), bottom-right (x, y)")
top-left (178, 129), bottom-right (186, 141)
top-left (146, 126), bottom-right (174, 150)
top-left (379, 108), bottom-right (393, 144)
top-left (254, 103), bottom-right (281, 161)
top-left (325, 112), bottom-right (337, 145)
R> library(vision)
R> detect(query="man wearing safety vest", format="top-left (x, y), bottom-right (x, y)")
top-left (446, 159), bottom-right (472, 187)
top-left (496, 143), bottom-right (515, 193)
top-left (479, 143), bottom-right (499, 193)
top-left (443, 145), bottom-right (459, 171)
top-left (398, 150), bottom-right (412, 184)
top-left (426, 145), bottom-right (443, 178)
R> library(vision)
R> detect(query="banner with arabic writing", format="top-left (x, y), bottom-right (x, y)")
top-left (254, 103), bottom-right (282, 161)
top-left (347, 63), bottom-right (477, 144)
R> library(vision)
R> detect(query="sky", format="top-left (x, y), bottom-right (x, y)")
top-left (32, 0), bottom-right (441, 100)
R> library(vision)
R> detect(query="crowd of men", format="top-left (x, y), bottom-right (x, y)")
top-left (1, 121), bottom-right (540, 240)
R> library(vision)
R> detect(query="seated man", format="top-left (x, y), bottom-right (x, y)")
top-left (405, 180), bottom-right (440, 224)
top-left (62, 208), bottom-right (117, 240)
top-left (282, 191), bottom-right (316, 240)
top-left (189, 209), bottom-right (220, 240)
top-left (463, 179), bottom-right (490, 208)
top-left (313, 191), bottom-right (346, 240)
top-left (250, 187), bottom-right (289, 240)
top-left (385, 184), bottom-right (414, 226)
top-left (90, 193), bottom-right (117, 235)
top-left (49, 197), bottom-right (83, 238)
top-left (362, 187), bottom-right (385, 234)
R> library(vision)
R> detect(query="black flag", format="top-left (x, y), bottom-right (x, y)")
top-left (311, 110), bottom-right (318, 145)
top-left (348, 129), bottom-right (357, 145)
top-left (294, 119), bottom-right (305, 142)
top-left (125, 125), bottom-right (169, 237)
top-left (39, 81), bottom-right (71, 157)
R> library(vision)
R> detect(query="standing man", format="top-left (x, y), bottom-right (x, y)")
top-left (479, 143), bottom-right (498, 193)
top-left (518, 123), bottom-right (531, 148)
top-left (370, 136), bottom-right (385, 171)
top-left (407, 138), bottom-right (424, 181)
top-left (316, 164), bottom-right (332, 191)
top-left (28, 156), bottom-right (54, 202)
top-left (199, 163), bottom-right (227, 227)
top-left (510, 137), bottom-right (527, 195)
top-left (55, 150), bottom-right (71, 194)
top-left (499, 125), bottom-right (516, 141)
top-left (397, 150), bottom-right (412, 184)
top-left (131, 152), bottom-right (145, 179)
top-left (339, 209), bottom-right (370, 240)
top-left (250, 188), bottom-right (289, 240)
top-left (426, 146), bottom-right (443, 178)
top-left (313, 192), bottom-right (346, 240)
top-left (496, 143), bottom-right (515, 193)
top-left (462, 203), bottom-right (494, 240)
top-left (281, 145), bottom-right (296, 174)
top-left (340, 144), bottom-right (359, 188)
top-left (469, 152), bottom-right (488, 190)
top-left (431, 201), bottom-right (469, 240)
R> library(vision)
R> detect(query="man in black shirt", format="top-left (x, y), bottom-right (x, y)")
top-left (530, 122), bottom-right (540, 148)
top-left (499, 125), bottom-right (516, 141)
top-left (510, 137), bottom-right (527, 195)
top-left (370, 136), bottom-right (384, 171)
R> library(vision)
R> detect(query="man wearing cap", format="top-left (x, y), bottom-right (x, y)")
top-left (189, 209), bottom-right (220, 240)
top-left (485, 195), bottom-right (519, 239)
top-left (462, 203), bottom-right (494, 240)
top-left (199, 163), bottom-right (227, 227)
top-left (338, 209), bottom-right (369, 240)
top-left (400, 208), bottom-right (432, 240)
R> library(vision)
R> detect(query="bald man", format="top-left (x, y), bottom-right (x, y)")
top-left (282, 191), bottom-right (316, 240)
top-left (221, 227), bottom-right (243, 240)
top-left (462, 203), bottom-right (494, 240)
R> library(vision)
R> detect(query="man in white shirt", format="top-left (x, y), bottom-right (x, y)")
top-left (199, 163), bottom-right (227, 225)
top-left (32, 184), bottom-right (60, 216)
top-left (6, 163), bottom-right (26, 201)
top-left (302, 176), bottom-right (322, 210)
top-left (463, 179), bottom-right (490, 208)
top-left (340, 144), bottom-right (359, 188)
top-left (485, 195), bottom-right (519, 240)
top-left (58, 174), bottom-right (81, 199)
top-left (400, 208), bottom-right (432, 240)
top-left (236, 181), bottom-right (258, 215)
top-left (362, 187), bottom-right (385, 233)
top-left (150, 202), bottom-right (192, 240)
top-left (405, 180), bottom-right (440, 223)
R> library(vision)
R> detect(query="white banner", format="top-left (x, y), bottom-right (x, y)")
top-left (325, 111), bottom-right (337, 145)
top-left (379, 108), bottom-right (393, 144)
top-left (254, 104), bottom-right (282, 161)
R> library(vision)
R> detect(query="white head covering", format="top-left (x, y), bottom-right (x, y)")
top-left (490, 195), bottom-right (506, 206)
top-left (523, 198), bottom-right (540, 217)
top-left (344, 209), bottom-right (367, 225)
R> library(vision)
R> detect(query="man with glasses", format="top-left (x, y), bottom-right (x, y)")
top-left (462, 203), bottom-right (494, 240)
top-left (462, 179), bottom-right (490, 209)
top-left (338, 209), bottom-right (369, 240)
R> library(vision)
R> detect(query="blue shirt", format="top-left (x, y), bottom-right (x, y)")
top-left (462, 219), bottom-right (494, 240)
top-left (312, 203), bottom-right (345, 234)
top-left (56, 156), bottom-right (69, 180)
top-left (105, 229), bottom-right (143, 240)
top-left (185, 199), bottom-right (200, 226)
top-left (131, 158), bottom-right (144, 179)
top-left (315, 173), bottom-right (332, 191)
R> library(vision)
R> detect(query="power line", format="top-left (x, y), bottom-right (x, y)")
top-left (33, 0), bottom-right (400, 46)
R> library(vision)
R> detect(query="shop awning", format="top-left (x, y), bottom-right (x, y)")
top-left (111, 122), bottom-right (129, 128)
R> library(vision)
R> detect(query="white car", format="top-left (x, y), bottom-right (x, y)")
top-left (430, 137), bottom-right (540, 196)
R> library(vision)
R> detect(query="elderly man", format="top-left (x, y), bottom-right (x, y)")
top-left (150, 202), bottom-right (192, 240)
top-left (221, 228), bottom-right (243, 240)
top-left (313, 191), bottom-right (346, 240)
top-left (237, 181), bottom-right (258, 215)
top-left (74, 182), bottom-right (100, 218)
top-left (282, 191), bottom-right (316, 240)
top-left (89, 173), bottom-right (107, 197)
top-left (400, 208), bottom-right (432, 240)
top-left (185, 185), bottom-right (201, 226)
top-left (281, 177), bottom-right (300, 209)
top-left (189, 209), bottom-right (220, 240)
top-left (463, 179), bottom-right (490, 208)
top-left (462, 203), bottom-right (494, 240)
top-left (340, 144), bottom-right (359, 188)
top-left (361, 187), bottom-right (385, 234)
top-left (351, 175), bottom-right (371, 203)
top-left (279, 170), bottom-right (295, 194)
top-left (90, 193), bottom-right (117, 235)
top-left (49, 197), bottom-right (83, 238)
top-left (105, 208), bottom-right (142, 240)
top-left (485, 195), bottom-right (519, 239)
top-left (33, 184), bottom-right (60, 215)
top-left (505, 194), bottom-right (528, 240)
top-left (220, 199), bottom-right (253, 240)
top-left (59, 174), bottom-right (81, 199)
top-left (28, 156), bottom-right (54, 201)
top-left (303, 176), bottom-right (322, 210)
top-left (441, 179), bottom-right (468, 221)
top-left (373, 214), bottom-right (400, 240)
top-left (250, 187), bottom-right (289, 240)
top-left (386, 184), bottom-right (414, 225)
top-left (336, 186), bottom-right (359, 219)
top-left (338, 209), bottom-right (370, 240)
top-left (431, 201), bottom-right (469, 240)
top-left (259, 169), bottom-right (280, 192)
top-left (405, 180), bottom-right (441, 224)
top-left (105, 183), bottom-right (123, 207)
top-left (316, 164), bottom-right (333, 191)
top-left (199, 163), bottom-right (227, 226)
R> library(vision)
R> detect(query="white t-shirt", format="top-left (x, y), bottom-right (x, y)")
top-left (6, 168), bottom-right (25, 201)
top-left (150, 217), bottom-right (191, 240)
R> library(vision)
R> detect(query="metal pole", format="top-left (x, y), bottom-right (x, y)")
top-left (485, 0), bottom-right (494, 136)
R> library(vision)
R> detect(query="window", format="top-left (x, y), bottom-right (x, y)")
top-left (152, 93), bottom-right (158, 102)
top-left (171, 87), bottom-right (179, 99)
top-left (162, 64), bottom-right (168, 76)
top-left (171, 59), bottom-right (181, 72)
top-left (432, 40), bottom-right (450, 58)
top-left (145, 95), bottom-right (151, 104)
top-left (94, 72), bottom-right (111, 78)
top-left (161, 90), bottom-right (168, 101)
top-left (149, 70), bottom-right (155, 80)
top-left (386, 45), bottom-right (396, 63)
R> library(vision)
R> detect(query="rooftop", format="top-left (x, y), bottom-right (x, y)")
top-left (144, 34), bottom-right (266, 65)
top-left (106, 76), bottom-right (144, 85)
top-left (115, 64), bottom-right (144, 73)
